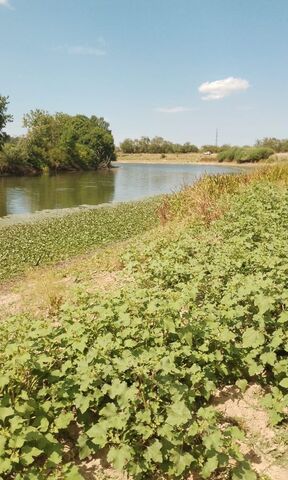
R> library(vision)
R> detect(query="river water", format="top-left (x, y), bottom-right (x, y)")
top-left (0, 163), bottom-right (240, 218)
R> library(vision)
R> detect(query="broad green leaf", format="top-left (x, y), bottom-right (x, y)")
top-left (65, 466), bottom-right (85, 480)
top-left (203, 430), bottom-right (222, 450)
top-left (144, 440), bottom-right (163, 463)
top-left (242, 328), bottom-right (265, 348)
top-left (99, 403), bottom-right (117, 417)
top-left (21, 447), bottom-right (42, 466)
top-left (279, 378), bottom-right (288, 389)
top-left (48, 450), bottom-right (62, 465)
top-left (86, 422), bottom-right (108, 447)
top-left (201, 455), bottom-right (218, 478)
top-left (55, 411), bottom-right (74, 429)
top-left (0, 376), bottom-right (9, 389)
top-left (166, 400), bottom-right (191, 426)
top-left (0, 458), bottom-right (12, 474)
top-left (171, 451), bottom-right (194, 476)
top-left (260, 352), bottom-right (277, 366)
top-left (236, 379), bottom-right (248, 392)
top-left (232, 462), bottom-right (257, 480)
top-left (107, 445), bottom-right (133, 471)
top-left (0, 434), bottom-right (7, 456)
top-left (0, 407), bottom-right (14, 422)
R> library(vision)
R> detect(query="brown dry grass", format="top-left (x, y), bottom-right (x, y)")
top-left (117, 152), bottom-right (260, 167)
top-left (166, 163), bottom-right (288, 223)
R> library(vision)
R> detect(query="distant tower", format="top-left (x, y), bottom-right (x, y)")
top-left (215, 128), bottom-right (218, 148)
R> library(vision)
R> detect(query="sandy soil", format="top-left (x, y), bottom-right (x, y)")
top-left (214, 384), bottom-right (288, 480)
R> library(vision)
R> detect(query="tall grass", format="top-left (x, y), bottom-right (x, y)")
top-left (166, 163), bottom-right (288, 222)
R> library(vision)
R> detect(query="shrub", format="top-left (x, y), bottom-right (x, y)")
top-left (218, 147), bottom-right (274, 163)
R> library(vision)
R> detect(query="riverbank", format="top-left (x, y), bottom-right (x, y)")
top-left (116, 151), bottom-right (256, 166)
top-left (1, 164), bottom-right (288, 480)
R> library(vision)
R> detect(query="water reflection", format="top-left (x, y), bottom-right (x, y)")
top-left (0, 170), bottom-right (116, 217)
top-left (0, 163), bottom-right (240, 218)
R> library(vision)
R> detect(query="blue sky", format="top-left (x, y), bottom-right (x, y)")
top-left (1, 0), bottom-right (288, 146)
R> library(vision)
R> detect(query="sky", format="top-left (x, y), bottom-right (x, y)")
top-left (1, 0), bottom-right (288, 146)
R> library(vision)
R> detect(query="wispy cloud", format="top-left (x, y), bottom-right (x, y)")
top-left (0, 0), bottom-right (13, 9)
top-left (55, 38), bottom-right (107, 56)
top-left (154, 106), bottom-right (195, 113)
top-left (199, 77), bottom-right (250, 100)
top-left (67, 46), bottom-right (106, 56)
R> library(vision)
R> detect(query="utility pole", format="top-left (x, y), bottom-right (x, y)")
top-left (215, 128), bottom-right (218, 148)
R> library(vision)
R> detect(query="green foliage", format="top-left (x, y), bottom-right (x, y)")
top-left (0, 95), bottom-right (13, 150)
top-left (1, 110), bottom-right (116, 175)
top-left (217, 146), bottom-right (274, 163)
top-left (255, 136), bottom-right (288, 153)
top-left (1, 180), bottom-right (288, 478)
top-left (120, 136), bottom-right (199, 154)
top-left (0, 197), bottom-right (161, 281)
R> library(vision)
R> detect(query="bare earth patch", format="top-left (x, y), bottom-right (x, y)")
top-left (0, 245), bottom-right (128, 321)
top-left (214, 384), bottom-right (288, 480)
top-left (79, 457), bottom-right (128, 480)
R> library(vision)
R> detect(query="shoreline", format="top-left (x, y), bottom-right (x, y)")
top-left (116, 152), bottom-right (258, 167)
top-left (116, 159), bottom-right (255, 167)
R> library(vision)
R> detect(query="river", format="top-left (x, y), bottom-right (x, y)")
top-left (0, 163), bottom-right (241, 218)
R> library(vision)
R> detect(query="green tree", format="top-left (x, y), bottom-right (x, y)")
top-left (120, 136), bottom-right (199, 154)
top-left (255, 137), bottom-right (288, 153)
top-left (0, 95), bottom-right (13, 148)
top-left (2, 109), bottom-right (116, 175)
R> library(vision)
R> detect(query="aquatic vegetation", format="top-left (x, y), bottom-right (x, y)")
top-left (0, 197), bottom-right (161, 281)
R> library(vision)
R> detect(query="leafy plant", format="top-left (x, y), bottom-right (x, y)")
top-left (1, 179), bottom-right (288, 478)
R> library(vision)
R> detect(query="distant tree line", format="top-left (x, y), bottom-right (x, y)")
top-left (255, 137), bottom-right (288, 153)
top-left (120, 137), bottom-right (199, 154)
top-left (0, 96), bottom-right (116, 175)
top-left (120, 137), bottom-right (288, 158)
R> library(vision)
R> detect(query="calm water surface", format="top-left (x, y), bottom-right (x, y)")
top-left (0, 163), bottom-right (240, 218)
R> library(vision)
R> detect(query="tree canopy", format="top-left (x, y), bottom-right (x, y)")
top-left (120, 136), bottom-right (199, 154)
top-left (0, 95), bottom-right (13, 148)
top-left (255, 137), bottom-right (288, 153)
top-left (0, 109), bottom-right (116, 175)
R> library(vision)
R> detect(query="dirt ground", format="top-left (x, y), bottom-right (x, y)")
top-left (214, 385), bottom-right (288, 480)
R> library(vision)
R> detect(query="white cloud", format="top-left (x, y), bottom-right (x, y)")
top-left (154, 106), bottom-right (195, 113)
top-left (198, 77), bottom-right (250, 100)
top-left (55, 39), bottom-right (106, 56)
top-left (0, 0), bottom-right (13, 8)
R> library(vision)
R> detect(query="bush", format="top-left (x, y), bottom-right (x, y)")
top-left (218, 146), bottom-right (274, 163)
